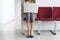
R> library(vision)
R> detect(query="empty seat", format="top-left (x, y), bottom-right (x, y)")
top-left (35, 7), bottom-right (54, 21)
top-left (53, 7), bottom-right (60, 20)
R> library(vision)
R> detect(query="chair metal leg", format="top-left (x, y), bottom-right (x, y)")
top-left (50, 30), bottom-right (56, 35)
top-left (22, 21), bottom-right (25, 35)
top-left (22, 28), bottom-right (25, 35)
top-left (36, 30), bottom-right (40, 35)
top-left (37, 30), bottom-right (40, 35)
top-left (53, 21), bottom-right (56, 35)
top-left (50, 21), bottom-right (56, 35)
top-left (37, 21), bottom-right (41, 35)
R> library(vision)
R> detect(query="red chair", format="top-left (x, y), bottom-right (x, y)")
top-left (35, 7), bottom-right (56, 35)
top-left (53, 7), bottom-right (60, 20)
top-left (35, 7), bottom-right (53, 20)
top-left (53, 7), bottom-right (60, 35)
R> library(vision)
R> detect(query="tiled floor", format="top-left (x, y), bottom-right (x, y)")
top-left (3, 21), bottom-right (60, 40)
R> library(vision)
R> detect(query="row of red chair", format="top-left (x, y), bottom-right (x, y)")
top-left (35, 7), bottom-right (60, 35)
top-left (35, 7), bottom-right (60, 21)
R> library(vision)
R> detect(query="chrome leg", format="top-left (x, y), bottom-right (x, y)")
top-left (53, 21), bottom-right (56, 35)
top-left (37, 21), bottom-right (41, 35)
top-left (22, 21), bottom-right (25, 35)
top-left (50, 21), bottom-right (56, 35)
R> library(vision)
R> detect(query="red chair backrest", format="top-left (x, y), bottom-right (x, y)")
top-left (37, 7), bottom-right (53, 18)
top-left (53, 7), bottom-right (60, 18)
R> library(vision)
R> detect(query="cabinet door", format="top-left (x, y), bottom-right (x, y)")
top-left (36, 0), bottom-right (53, 7)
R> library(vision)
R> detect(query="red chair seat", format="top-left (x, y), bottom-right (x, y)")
top-left (35, 7), bottom-right (53, 21)
top-left (35, 18), bottom-right (54, 21)
top-left (40, 18), bottom-right (54, 21)
top-left (55, 18), bottom-right (60, 20)
top-left (53, 7), bottom-right (60, 21)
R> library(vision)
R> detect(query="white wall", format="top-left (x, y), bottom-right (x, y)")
top-left (15, 0), bottom-right (21, 30)
top-left (0, 0), bottom-right (2, 30)
top-left (53, 0), bottom-right (60, 6)
top-left (2, 0), bottom-right (21, 30)
top-left (0, 0), bottom-right (2, 40)
top-left (2, 0), bottom-right (15, 24)
top-left (37, 0), bottom-right (60, 7)
top-left (36, 0), bottom-right (53, 7)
